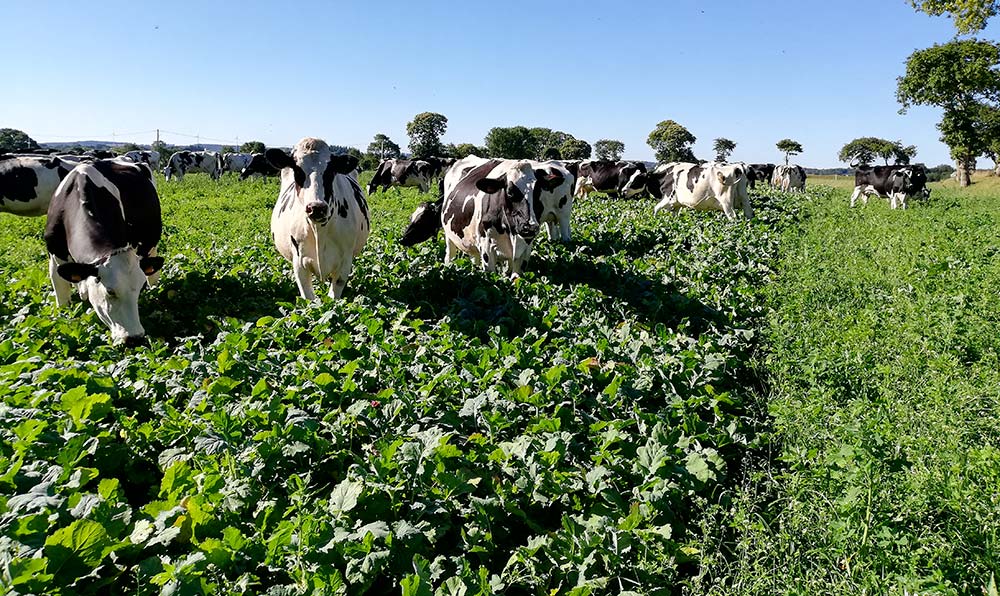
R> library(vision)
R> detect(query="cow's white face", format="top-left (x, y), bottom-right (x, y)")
top-left (58, 251), bottom-right (164, 345)
top-left (267, 141), bottom-right (360, 225)
top-left (622, 169), bottom-right (647, 197)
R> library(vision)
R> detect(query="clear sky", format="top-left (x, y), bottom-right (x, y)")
top-left (4, 0), bottom-right (995, 167)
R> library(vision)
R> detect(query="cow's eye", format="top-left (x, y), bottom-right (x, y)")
top-left (106, 289), bottom-right (118, 299)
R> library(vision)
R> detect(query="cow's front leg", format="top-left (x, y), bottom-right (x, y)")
top-left (293, 259), bottom-right (316, 300)
top-left (445, 238), bottom-right (460, 265)
top-left (741, 196), bottom-right (754, 220)
top-left (720, 199), bottom-right (738, 221)
top-left (328, 261), bottom-right (353, 300)
top-left (545, 221), bottom-right (559, 241)
top-left (478, 238), bottom-right (497, 273)
top-left (145, 246), bottom-right (162, 288)
top-left (49, 255), bottom-right (73, 307)
top-left (849, 187), bottom-right (862, 207)
top-left (559, 215), bottom-right (572, 242)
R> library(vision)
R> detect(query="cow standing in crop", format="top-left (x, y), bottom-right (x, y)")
top-left (163, 150), bottom-right (221, 181)
top-left (121, 150), bottom-right (161, 171)
top-left (850, 164), bottom-right (929, 209)
top-left (44, 160), bottom-right (164, 345)
top-left (771, 164), bottom-right (806, 192)
top-left (747, 163), bottom-right (775, 189)
top-left (530, 160), bottom-right (573, 241)
top-left (0, 154), bottom-right (80, 216)
top-left (368, 158), bottom-right (442, 194)
top-left (649, 162), bottom-right (752, 220)
top-left (267, 138), bottom-right (370, 300)
top-left (574, 160), bottom-right (647, 199)
top-left (239, 152), bottom-right (281, 179)
top-left (220, 152), bottom-right (253, 176)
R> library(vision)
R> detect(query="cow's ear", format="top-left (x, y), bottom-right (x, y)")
top-left (329, 154), bottom-right (359, 175)
top-left (534, 169), bottom-right (565, 191)
top-left (265, 149), bottom-right (295, 170)
top-left (139, 256), bottom-right (165, 276)
top-left (57, 262), bottom-right (99, 284)
top-left (476, 177), bottom-right (505, 194)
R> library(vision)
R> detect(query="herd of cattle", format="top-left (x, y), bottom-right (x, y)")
top-left (0, 140), bottom-right (933, 345)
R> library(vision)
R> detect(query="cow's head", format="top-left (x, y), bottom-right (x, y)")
top-left (400, 201), bottom-right (442, 246)
top-left (891, 166), bottom-right (928, 198)
top-left (57, 250), bottom-right (164, 346)
top-left (620, 165), bottom-right (648, 198)
top-left (266, 139), bottom-right (358, 224)
top-left (477, 161), bottom-right (551, 242)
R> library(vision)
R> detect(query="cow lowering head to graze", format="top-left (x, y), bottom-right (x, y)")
top-left (239, 152), bottom-right (282, 180)
top-left (0, 155), bottom-right (80, 216)
top-left (574, 160), bottom-right (647, 200)
top-left (850, 164), bottom-right (928, 209)
top-left (44, 160), bottom-right (164, 345)
top-left (771, 164), bottom-right (806, 192)
top-left (367, 158), bottom-right (439, 194)
top-left (650, 161), bottom-right (752, 220)
top-left (267, 137), bottom-right (370, 300)
top-left (747, 163), bottom-right (775, 189)
top-left (121, 150), bottom-right (161, 171)
top-left (163, 150), bottom-right (221, 181)
top-left (220, 152), bottom-right (253, 176)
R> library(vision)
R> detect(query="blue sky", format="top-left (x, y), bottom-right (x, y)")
top-left (4, 0), bottom-right (995, 166)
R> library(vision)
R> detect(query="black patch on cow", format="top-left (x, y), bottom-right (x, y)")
top-left (444, 159), bottom-right (504, 238)
top-left (337, 199), bottom-right (349, 218)
top-left (686, 165), bottom-right (703, 192)
top-left (349, 179), bottom-right (370, 229)
top-left (267, 149), bottom-right (305, 187)
top-left (290, 236), bottom-right (300, 255)
top-left (0, 162), bottom-right (40, 204)
top-left (400, 200), bottom-right (442, 246)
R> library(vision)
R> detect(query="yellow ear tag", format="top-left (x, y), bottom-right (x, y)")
top-left (144, 267), bottom-right (156, 275)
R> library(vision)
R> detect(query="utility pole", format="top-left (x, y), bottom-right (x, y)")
top-left (156, 129), bottom-right (160, 145)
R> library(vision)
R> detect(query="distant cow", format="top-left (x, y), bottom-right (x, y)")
top-left (163, 151), bottom-right (221, 181)
top-left (121, 150), bottom-right (161, 170)
top-left (220, 152), bottom-right (253, 176)
top-left (650, 162), bottom-right (752, 220)
top-left (531, 160), bottom-right (573, 241)
top-left (0, 155), bottom-right (79, 216)
top-left (44, 160), bottom-right (164, 345)
top-left (400, 156), bottom-right (563, 278)
top-left (267, 138), bottom-right (370, 300)
top-left (368, 158), bottom-right (444, 194)
top-left (772, 164), bottom-right (806, 192)
top-left (574, 160), bottom-right (647, 199)
top-left (747, 163), bottom-right (775, 189)
top-left (239, 152), bottom-right (282, 179)
top-left (850, 164), bottom-right (929, 209)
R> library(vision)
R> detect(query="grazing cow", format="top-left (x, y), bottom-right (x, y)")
top-left (747, 163), bottom-right (775, 189)
top-left (163, 150), bottom-right (221, 181)
top-left (267, 138), bottom-right (369, 300)
top-left (220, 152), bottom-right (253, 176)
top-left (44, 160), bottom-right (164, 345)
top-left (530, 160), bottom-right (573, 241)
top-left (574, 160), bottom-right (647, 199)
top-left (239, 152), bottom-right (282, 179)
top-left (850, 164), bottom-right (929, 209)
top-left (121, 150), bottom-right (161, 170)
top-left (0, 155), bottom-right (79, 216)
top-left (771, 164), bottom-right (806, 192)
top-left (367, 158), bottom-right (440, 194)
top-left (650, 162), bottom-right (752, 220)
top-left (400, 156), bottom-right (563, 278)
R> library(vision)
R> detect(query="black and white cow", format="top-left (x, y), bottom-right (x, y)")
top-left (649, 161), bottom-right (752, 220)
top-left (267, 138), bottom-right (370, 300)
top-left (163, 150), bottom-right (221, 181)
top-left (850, 164), bottom-right (929, 209)
top-left (530, 160), bottom-right (573, 241)
top-left (574, 160), bottom-right (648, 199)
top-left (400, 156), bottom-right (562, 278)
top-left (367, 158), bottom-right (441, 194)
top-left (44, 160), bottom-right (164, 345)
top-left (0, 155), bottom-right (80, 216)
top-left (239, 152), bottom-right (282, 179)
top-left (747, 163), bottom-right (775, 189)
top-left (220, 152), bottom-right (253, 176)
top-left (772, 164), bottom-right (806, 192)
top-left (121, 150), bottom-right (161, 171)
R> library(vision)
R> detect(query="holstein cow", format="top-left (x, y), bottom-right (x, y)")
top-left (772, 164), bottom-right (806, 192)
top-left (44, 160), bottom-right (164, 345)
top-left (650, 162), bottom-right (752, 220)
top-left (574, 160), bottom-right (647, 199)
top-left (220, 152), bottom-right (253, 176)
top-left (239, 152), bottom-right (282, 180)
top-left (0, 155), bottom-right (80, 216)
top-left (850, 164), bottom-right (929, 209)
top-left (267, 138), bottom-right (370, 300)
top-left (367, 158), bottom-right (440, 194)
top-left (163, 150), bottom-right (221, 181)
top-left (399, 156), bottom-right (562, 278)
top-left (747, 163), bottom-right (775, 189)
top-left (531, 160), bottom-right (574, 241)
top-left (121, 150), bottom-right (161, 171)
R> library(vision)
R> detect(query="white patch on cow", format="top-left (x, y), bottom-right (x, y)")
top-left (83, 249), bottom-right (149, 343)
top-left (410, 204), bottom-right (426, 223)
top-left (77, 164), bottom-right (126, 221)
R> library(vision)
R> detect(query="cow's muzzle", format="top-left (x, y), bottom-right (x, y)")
top-left (123, 335), bottom-right (147, 348)
top-left (305, 202), bottom-right (328, 221)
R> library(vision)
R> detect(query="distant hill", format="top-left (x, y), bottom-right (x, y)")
top-left (41, 140), bottom-right (229, 152)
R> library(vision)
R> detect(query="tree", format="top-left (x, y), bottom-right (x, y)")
top-left (542, 147), bottom-right (562, 160)
top-left (897, 39), bottom-right (1000, 185)
top-left (776, 139), bottom-right (803, 165)
top-left (560, 138), bottom-right (592, 160)
top-left (0, 128), bottom-right (38, 153)
top-left (114, 142), bottom-right (142, 155)
top-left (367, 133), bottom-right (401, 160)
top-left (406, 112), bottom-right (448, 158)
top-left (484, 126), bottom-right (537, 159)
top-left (452, 143), bottom-right (486, 158)
top-left (240, 141), bottom-right (266, 154)
top-left (839, 137), bottom-right (918, 165)
top-left (647, 120), bottom-right (696, 163)
top-left (712, 138), bottom-right (737, 162)
top-left (594, 139), bottom-right (625, 161)
top-left (220, 146), bottom-right (236, 154)
top-left (908, 0), bottom-right (999, 33)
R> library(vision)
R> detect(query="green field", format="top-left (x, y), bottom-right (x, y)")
top-left (0, 174), bottom-right (997, 594)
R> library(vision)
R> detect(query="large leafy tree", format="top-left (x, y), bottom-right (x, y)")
top-left (908, 0), bottom-right (999, 33)
top-left (647, 120), bottom-right (696, 163)
top-left (712, 138), bottom-right (737, 162)
top-left (560, 138), bottom-right (592, 160)
top-left (839, 137), bottom-right (917, 165)
top-left (240, 141), bottom-right (266, 154)
top-left (484, 126), bottom-right (537, 159)
top-left (776, 139), bottom-right (804, 165)
top-left (452, 143), bottom-right (486, 159)
top-left (529, 128), bottom-right (579, 159)
top-left (897, 39), bottom-right (1000, 185)
top-left (367, 134), bottom-right (401, 160)
top-left (0, 128), bottom-right (38, 153)
top-left (594, 139), bottom-right (625, 161)
top-left (406, 112), bottom-right (448, 158)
